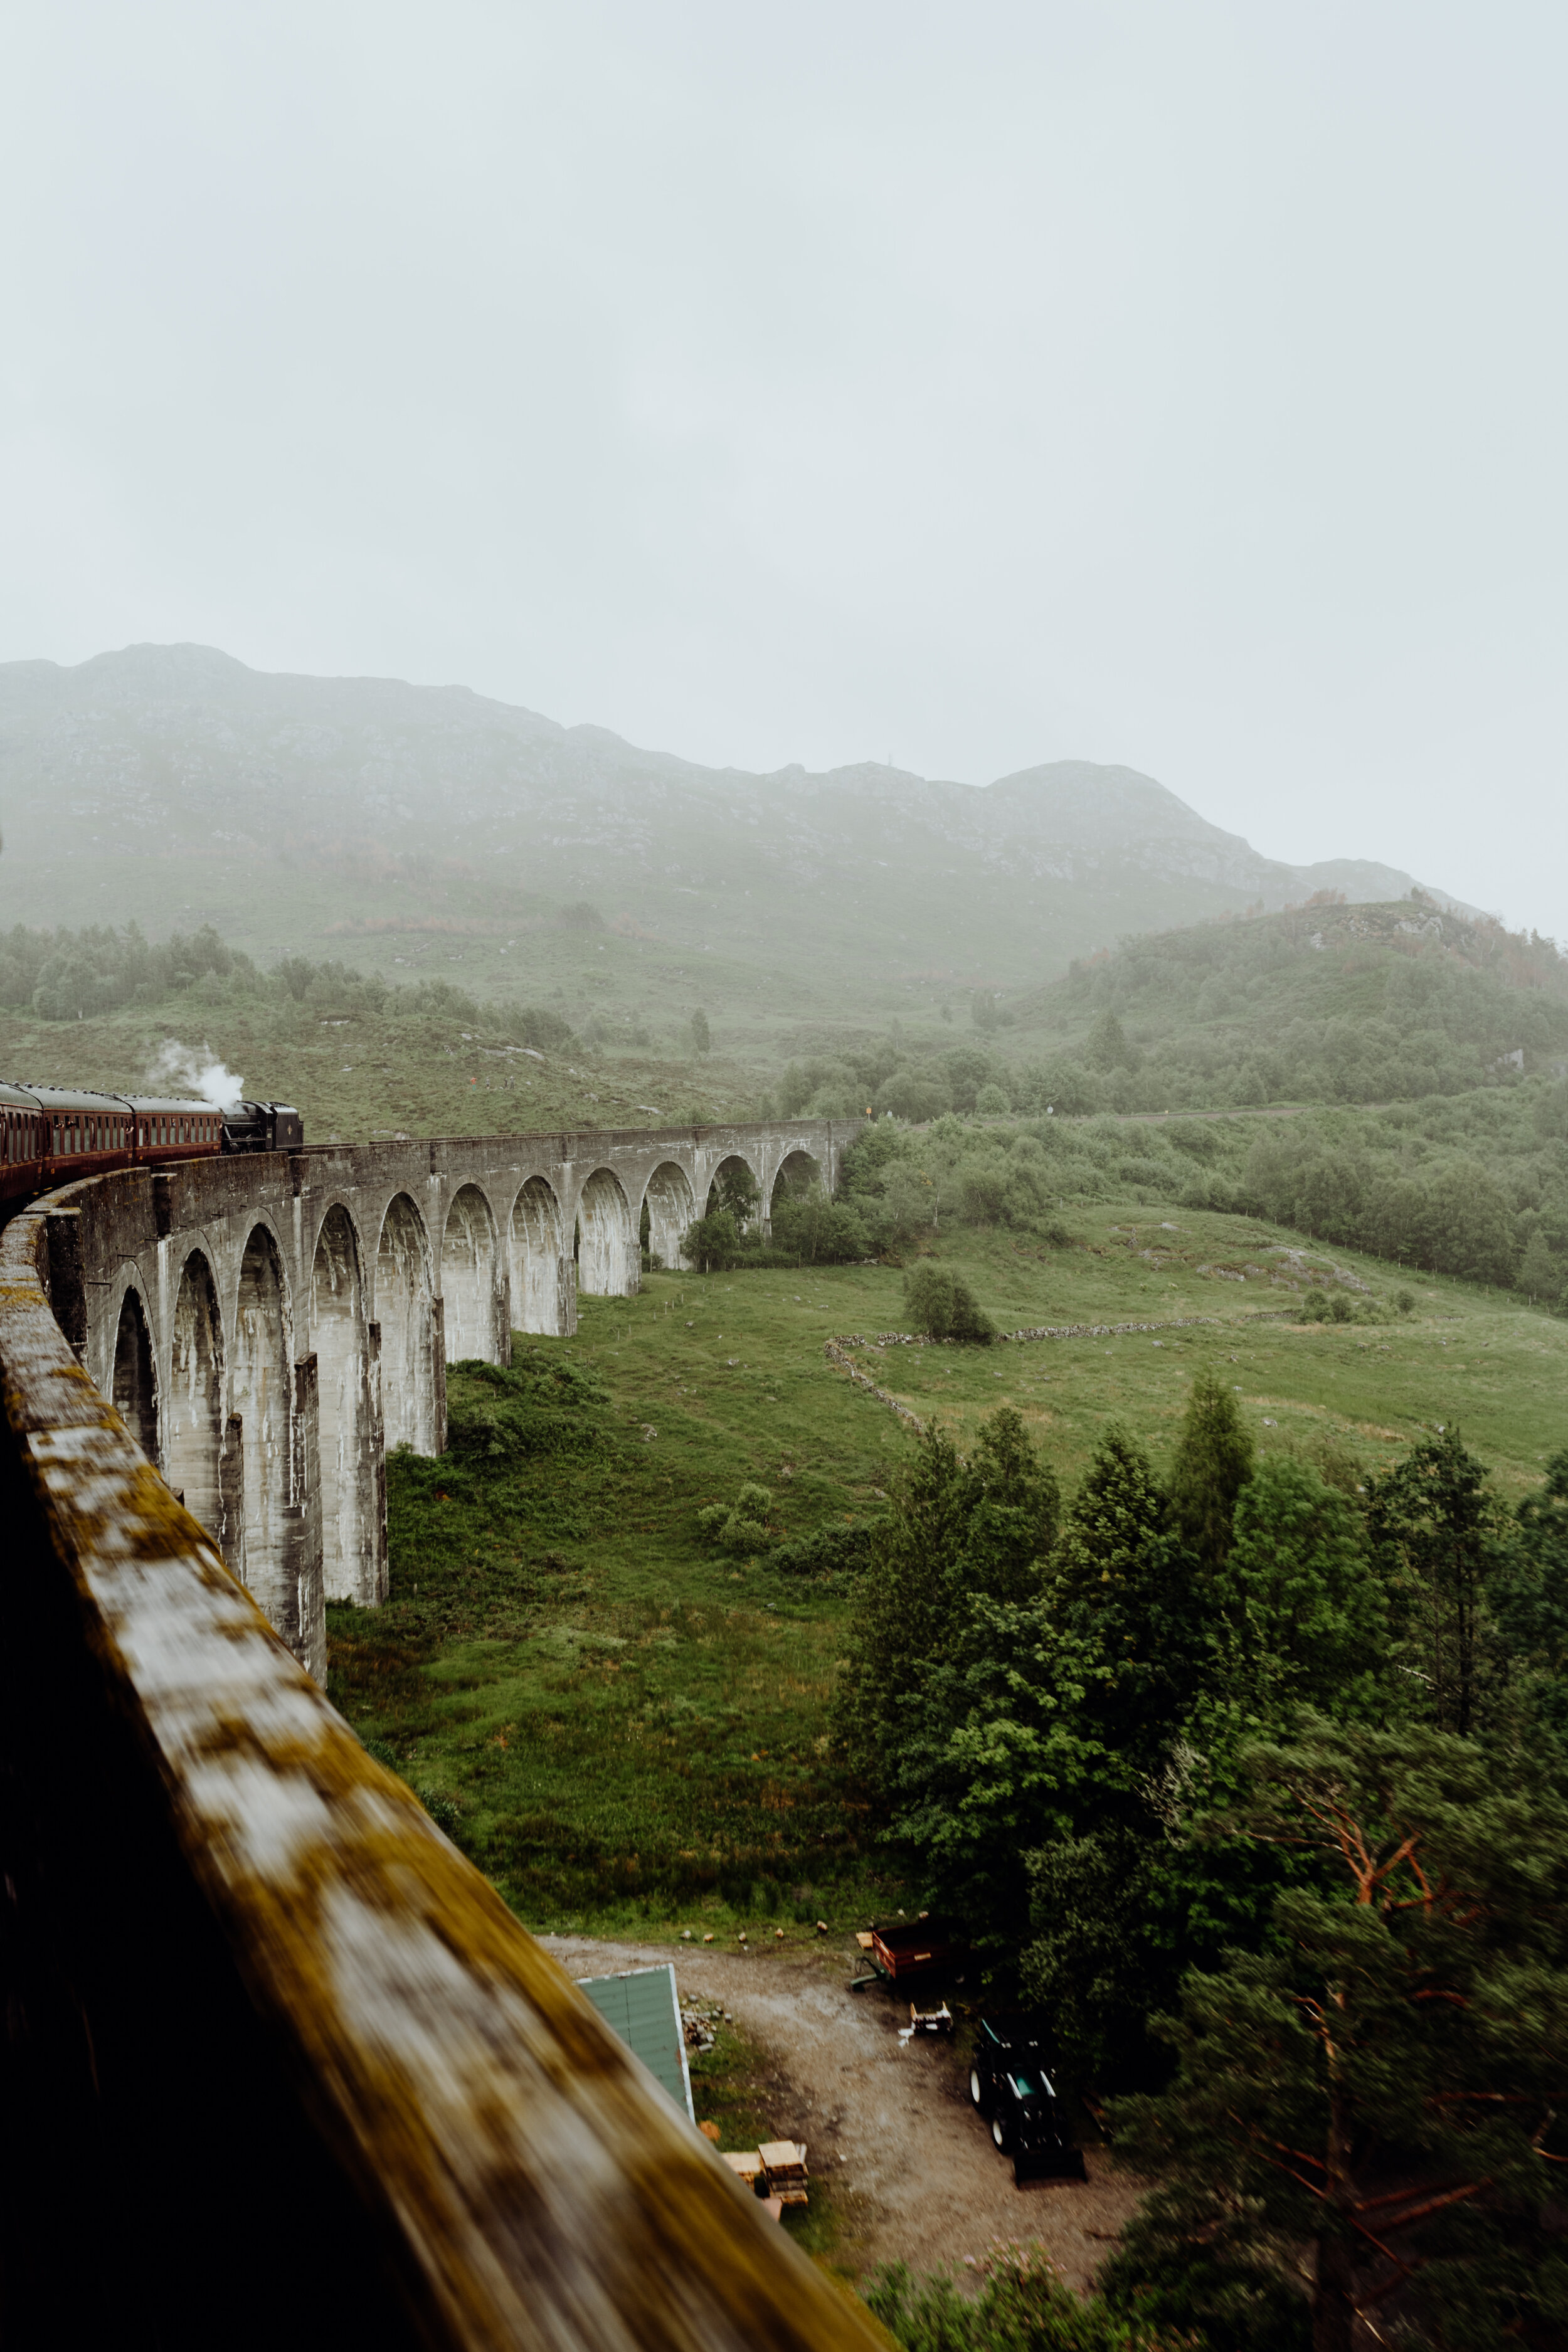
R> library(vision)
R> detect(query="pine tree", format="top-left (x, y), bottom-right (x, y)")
top-left (1216, 1454), bottom-right (1387, 1716)
top-left (1052, 1424), bottom-right (1167, 1604)
top-left (956, 1404), bottom-right (1060, 1608)
top-left (832, 1421), bottom-right (973, 1779)
top-left (1050, 1422), bottom-right (1202, 1767)
top-left (1086, 1007), bottom-right (1136, 1071)
top-left (1368, 1427), bottom-right (1500, 1737)
top-left (1167, 1369), bottom-right (1255, 1570)
top-left (1491, 1446), bottom-right (1568, 1751)
top-left (835, 1409), bottom-right (1059, 1779)
top-left (1103, 1723), bottom-right (1568, 2352)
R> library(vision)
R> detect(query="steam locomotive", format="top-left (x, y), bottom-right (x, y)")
top-left (0, 1083), bottom-right (304, 1210)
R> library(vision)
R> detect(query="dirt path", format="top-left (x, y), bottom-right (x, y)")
top-left (541, 1932), bottom-right (1143, 2293)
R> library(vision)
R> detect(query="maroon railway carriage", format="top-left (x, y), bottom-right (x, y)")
top-left (0, 1081), bottom-right (287, 1211)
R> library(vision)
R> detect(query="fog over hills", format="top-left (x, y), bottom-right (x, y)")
top-left (0, 645), bottom-right (1464, 1010)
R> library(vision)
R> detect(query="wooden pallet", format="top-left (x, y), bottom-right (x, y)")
top-left (758, 2139), bottom-right (809, 2205)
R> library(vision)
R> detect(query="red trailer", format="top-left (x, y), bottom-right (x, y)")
top-left (850, 1917), bottom-right (961, 1990)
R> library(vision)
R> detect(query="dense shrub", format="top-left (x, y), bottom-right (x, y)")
top-left (768, 1518), bottom-right (886, 1577)
top-left (696, 1481), bottom-right (776, 1555)
top-left (903, 1263), bottom-right (994, 1342)
top-left (443, 1353), bottom-right (610, 1458)
top-left (866, 2247), bottom-right (1181, 2349)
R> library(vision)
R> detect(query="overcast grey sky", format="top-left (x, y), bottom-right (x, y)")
top-left (3, 2), bottom-right (1565, 933)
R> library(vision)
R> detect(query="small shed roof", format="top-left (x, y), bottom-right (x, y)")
top-left (575, 1963), bottom-right (694, 2123)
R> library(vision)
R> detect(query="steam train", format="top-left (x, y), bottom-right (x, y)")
top-left (0, 1083), bottom-right (304, 1210)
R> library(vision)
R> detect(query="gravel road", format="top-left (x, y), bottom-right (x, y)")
top-left (541, 1932), bottom-right (1145, 2293)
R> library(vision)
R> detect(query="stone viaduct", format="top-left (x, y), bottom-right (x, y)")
top-left (0, 1117), bottom-right (884, 2348)
top-left (42, 1118), bottom-right (844, 1681)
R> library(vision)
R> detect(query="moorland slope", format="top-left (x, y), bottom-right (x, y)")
top-left (0, 644), bottom-right (1461, 1032)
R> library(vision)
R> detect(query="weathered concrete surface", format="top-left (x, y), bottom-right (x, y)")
top-left (41, 1120), bottom-right (844, 1675)
top-left (0, 1196), bottom-right (888, 2351)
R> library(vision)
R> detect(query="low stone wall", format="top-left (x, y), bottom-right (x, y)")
top-left (0, 1193), bottom-right (886, 2346)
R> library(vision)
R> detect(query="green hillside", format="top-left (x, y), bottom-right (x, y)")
top-left (4, 908), bottom-right (1568, 1316)
top-left (999, 895), bottom-right (1568, 1108)
top-left (0, 644), bottom-right (1450, 1033)
top-left (0, 924), bottom-right (763, 1140)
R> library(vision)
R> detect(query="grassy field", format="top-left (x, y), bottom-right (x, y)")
top-left (325, 1203), bottom-right (1568, 1942)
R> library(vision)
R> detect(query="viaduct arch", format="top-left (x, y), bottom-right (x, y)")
top-left (42, 1117), bottom-right (843, 1680)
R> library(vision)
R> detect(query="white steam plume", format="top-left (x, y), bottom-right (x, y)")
top-left (149, 1040), bottom-right (245, 1111)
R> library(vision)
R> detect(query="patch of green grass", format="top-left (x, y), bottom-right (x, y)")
top-left (857, 1209), bottom-right (1568, 1499)
top-left (687, 2015), bottom-right (846, 2260)
top-left (329, 1213), bottom-right (1568, 1934)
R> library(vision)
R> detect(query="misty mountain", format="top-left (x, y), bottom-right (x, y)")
top-left (0, 644), bottom-right (1462, 1011)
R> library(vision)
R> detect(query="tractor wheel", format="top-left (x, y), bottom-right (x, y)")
top-left (990, 2114), bottom-right (1010, 2154)
top-left (969, 2068), bottom-right (985, 2110)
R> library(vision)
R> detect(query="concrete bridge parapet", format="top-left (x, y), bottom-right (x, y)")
top-left (43, 1117), bottom-right (847, 1679)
